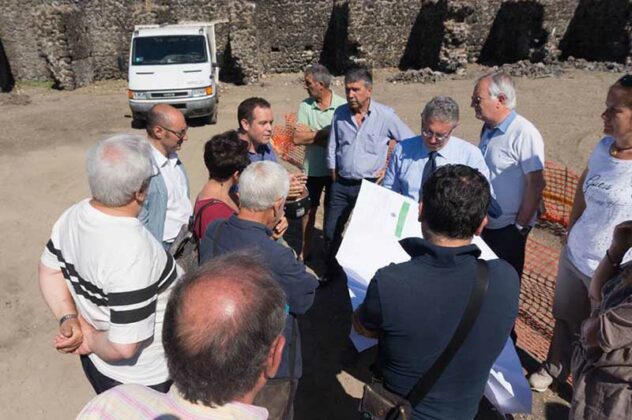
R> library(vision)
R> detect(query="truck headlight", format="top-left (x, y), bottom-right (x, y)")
top-left (191, 86), bottom-right (213, 97)
top-left (128, 90), bottom-right (148, 100)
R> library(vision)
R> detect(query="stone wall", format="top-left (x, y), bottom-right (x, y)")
top-left (0, 0), bottom-right (629, 90)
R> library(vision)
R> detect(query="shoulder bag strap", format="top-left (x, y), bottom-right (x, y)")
top-left (405, 259), bottom-right (489, 407)
top-left (193, 199), bottom-right (222, 239)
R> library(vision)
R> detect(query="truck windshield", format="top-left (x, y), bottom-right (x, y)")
top-left (132, 35), bottom-right (207, 65)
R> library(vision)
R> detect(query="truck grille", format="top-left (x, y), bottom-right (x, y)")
top-left (150, 91), bottom-right (189, 99)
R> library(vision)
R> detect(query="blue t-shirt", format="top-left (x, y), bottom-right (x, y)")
top-left (360, 238), bottom-right (519, 420)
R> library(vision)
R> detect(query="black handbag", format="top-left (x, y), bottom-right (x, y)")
top-left (359, 260), bottom-right (490, 420)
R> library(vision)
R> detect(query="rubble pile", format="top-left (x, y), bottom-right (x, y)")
top-left (386, 68), bottom-right (449, 84)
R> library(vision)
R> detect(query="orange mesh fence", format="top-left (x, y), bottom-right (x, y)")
top-left (518, 160), bottom-right (579, 362)
top-left (517, 237), bottom-right (559, 361)
top-left (271, 113), bottom-right (305, 169)
top-left (539, 160), bottom-right (580, 228)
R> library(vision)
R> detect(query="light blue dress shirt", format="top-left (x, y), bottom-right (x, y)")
top-left (327, 99), bottom-right (414, 179)
top-left (478, 111), bottom-right (545, 228)
top-left (479, 110), bottom-right (517, 155)
top-left (384, 135), bottom-right (491, 202)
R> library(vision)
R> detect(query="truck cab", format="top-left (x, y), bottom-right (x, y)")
top-left (127, 21), bottom-right (225, 125)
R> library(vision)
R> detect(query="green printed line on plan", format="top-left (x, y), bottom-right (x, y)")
top-left (395, 201), bottom-right (410, 238)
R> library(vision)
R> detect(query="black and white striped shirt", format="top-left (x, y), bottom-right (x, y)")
top-left (41, 199), bottom-right (181, 385)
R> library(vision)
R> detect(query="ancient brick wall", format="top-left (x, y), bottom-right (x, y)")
top-left (0, 0), bottom-right (629, 90)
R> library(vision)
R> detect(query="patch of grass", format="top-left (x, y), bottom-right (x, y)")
top-left (15, 79), bottom-right (55, 89)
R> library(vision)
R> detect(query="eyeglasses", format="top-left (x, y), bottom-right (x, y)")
top-left (421, 128), bottom-right (452, 142)
top-left (471, 96), bottom-right (492, 106)
top-left (160, 125), bottom-right (188, 140)
top-left (617, 74), bottom-right (632, 87)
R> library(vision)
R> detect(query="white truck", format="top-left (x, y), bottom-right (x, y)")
top-left (127, 21), bottom-right (225, 125)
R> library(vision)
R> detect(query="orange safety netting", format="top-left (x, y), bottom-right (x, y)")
top-left (518, 237), bottom-right (559, 361)
top-left (518, 160), bottom-right (579, 364)
top-left (539, 160), bottom-right (580, 228)
top-left (271, 113), bottom-right (305, 169)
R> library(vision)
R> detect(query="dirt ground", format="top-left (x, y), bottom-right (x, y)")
top-left (0, 66), bottom-right (617, 419)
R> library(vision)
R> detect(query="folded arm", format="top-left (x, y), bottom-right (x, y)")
top-left (39, 262), bottom-right (83, 353)
top-left (74, 316), bottom-right (144, 362)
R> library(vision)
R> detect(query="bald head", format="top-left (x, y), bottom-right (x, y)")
top-left (162, 251), bottom-right (287, 407)
top-left (145, 104), bottom-right (188, 156)
top-left (178, 275), bottom-right (254, 355)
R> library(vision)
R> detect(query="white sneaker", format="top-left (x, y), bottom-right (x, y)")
top-left (528, 367), bottom-right (553, 392)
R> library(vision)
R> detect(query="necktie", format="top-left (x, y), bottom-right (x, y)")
top-left (421, 151), bottom-right (437, 188)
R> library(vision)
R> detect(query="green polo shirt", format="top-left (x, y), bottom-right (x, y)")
top-left (297, 92), bottom-right (346, 177)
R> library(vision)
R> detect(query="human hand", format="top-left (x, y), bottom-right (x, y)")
top-left (288, 173), bottom-right (307, 199)
top-left (374, 168), bottom-right (386, 185)
top-left (580, 316), bottom-right (600, 349)
top-left (53, 317), bottom-right (83, 353)
top-left (610, 220), bottom-right (632, 260)
top-left (272, 216), bottom-right (289, 240)
top-left (352, 308), bottom-right (378, 339)
top-left (72, 316), bottom-right (95, 356)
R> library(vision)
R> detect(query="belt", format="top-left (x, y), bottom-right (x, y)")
top-left (337, 175), bottom-right (378, 186)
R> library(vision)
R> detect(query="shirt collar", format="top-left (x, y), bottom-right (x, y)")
top-left (168, 386), bottom-right (268, 419)
top-left (249, 143), bottom-right (272, 156)
top-left (367, 98), bottom-right (375, 115)
top-left (420, 136), bottom-right (457, 159)
top-left (308, 91), bottom-right (338, 111)
top-left (486, 110), bottom-right (516, 133)
top-left (230, 214), bottom-right (273, 236)
top-left (399, 237), bottom-right (481, 265)
top-left (151, 145), bottom-right (180, 168)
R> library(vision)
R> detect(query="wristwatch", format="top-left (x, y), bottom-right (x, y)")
top-left (514, 223), bottom-right (531, 236)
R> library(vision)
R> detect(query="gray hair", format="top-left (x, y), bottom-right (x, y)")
top-left (344, 67), bottom-right (373, 88)
top-left (480, 71), bottom-right (517, 110)
top-left (421, 96), bottom-right (460, 125)
top-left (305, 63), bottom-right (332, 88)
top-left (86, 134), bottom-right (153, 207)
top-left (239, 161), bottom-right (290, 210)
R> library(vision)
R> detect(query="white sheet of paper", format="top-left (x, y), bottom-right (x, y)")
top-left (338, 180), bottom-right (531, 414)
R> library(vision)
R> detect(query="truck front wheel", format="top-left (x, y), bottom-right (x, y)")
top-left (207, 106), bottom-right (218, 125)
top-left (131, 115), bottom-right (145, 129)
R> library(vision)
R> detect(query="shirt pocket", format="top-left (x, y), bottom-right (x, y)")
top-left (365, 133), bottom-right (383, 155)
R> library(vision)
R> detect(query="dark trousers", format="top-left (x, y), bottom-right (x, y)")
top-left (323, 179), bottom-right (363, 274)
top-left (481, 224), bottom-right (529, 279)
top-left (80, 355), bottom-right (172, 394)
top-left (482, 224), bottom-right (528, 342)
